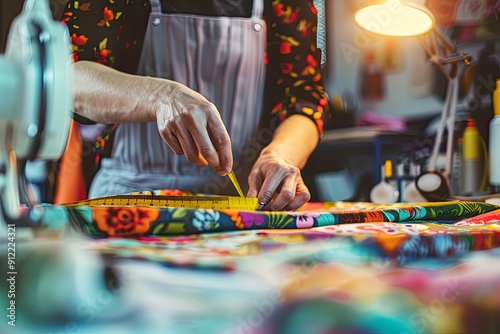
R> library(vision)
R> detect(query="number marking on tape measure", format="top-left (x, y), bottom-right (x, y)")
top-left (65, 195), bottom-right (259, 211)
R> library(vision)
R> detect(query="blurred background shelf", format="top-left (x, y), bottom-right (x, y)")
top-left (304, 127), bottom-right (421, 202)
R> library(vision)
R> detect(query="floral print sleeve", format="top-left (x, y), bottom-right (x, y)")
top-left (61, 0), bottom-right (150, 74)
top-left (263, 0), bottom-right (329, 136)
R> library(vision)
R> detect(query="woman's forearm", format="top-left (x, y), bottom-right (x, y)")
top-left (262, 114), bottom-right (320, 169)
top-left (72, 60), bottom-right (171, 124)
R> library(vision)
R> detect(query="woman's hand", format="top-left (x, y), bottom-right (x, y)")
top-left (247, 147), bottom-right (311, 211)
top-left (246, 114), bottom-right (320, 211)
top-left (72, 61), bottom-right (233, 176)
top-left (154, 83), bottom-right (233, 176)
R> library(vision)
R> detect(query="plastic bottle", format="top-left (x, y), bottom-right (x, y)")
top-left (462, 118), bottom-right (481, 195)
top-left (452, 137), bottom-right (463, 195)
top-left (490, 78), bottom-right (500, 192)
top-left (370, 160), bottom-right (398, 204)
top-left (403, 163), bottom-right (427, 203)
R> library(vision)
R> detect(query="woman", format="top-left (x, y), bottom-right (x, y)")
top-left (62, 0), bottom-right (330, 210)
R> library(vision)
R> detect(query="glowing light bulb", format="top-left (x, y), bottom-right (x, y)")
top-left (355, 0), bottom-right (434, 37)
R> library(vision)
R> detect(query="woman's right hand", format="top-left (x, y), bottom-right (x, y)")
top-left (153, 82), bottom-right (233, 176)
top-left (72, 61), bottom-right (232, 176)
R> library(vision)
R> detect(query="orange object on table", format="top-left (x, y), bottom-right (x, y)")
top-left (54, 119), bottom-right (87, 204)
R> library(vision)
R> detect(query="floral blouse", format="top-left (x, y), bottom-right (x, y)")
top-left (62, 0), bottom-right (330, 135)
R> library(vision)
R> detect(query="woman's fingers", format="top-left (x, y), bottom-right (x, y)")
top-left (264, 173), bottom-right (297, 211)
top-left (165, 120), bottom-right (207, 167)
top-left (283, 181), bottom-right (310, 210)
top-left (247, 168), bottom-right (265, 201)
top-left (177, 129), bottom-right (208, 167)
top-left (249, 162), bottom-right (310, 211)
top-left (257, 165), bottom-right (289, 209)
top-left (157, 99), bottom-right (232, 174)
top-left (207, 114), bottom-right (233, 174)
top-left (160, 129), bottom-right (183, 155)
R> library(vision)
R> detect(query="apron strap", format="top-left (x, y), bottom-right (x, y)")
top-left (150, 0), bottom-right (162, 15)
top-left (252, 0), bottom-right (264, 18)
top-left (151, 1), bottom-right (263, 17)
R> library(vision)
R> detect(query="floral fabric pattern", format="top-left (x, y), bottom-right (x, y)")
top-left (35, 190), bottom-right (500, 262)
top-left (93, 206), bottom-right (160, 236)
top-left (26, 191), bottom-right (500, 333)
top-left (61, 196), bottom-right (498, 237)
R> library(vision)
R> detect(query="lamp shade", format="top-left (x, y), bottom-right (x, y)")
top-left (355, 0), bottom-right (434, 37)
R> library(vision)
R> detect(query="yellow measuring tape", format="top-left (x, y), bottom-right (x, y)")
top-left (64, 194), bottom-right (259, 211)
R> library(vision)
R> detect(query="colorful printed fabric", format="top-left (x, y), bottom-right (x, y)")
top-left (39, 195), bottom-right (499, 237)
top-left (83, 221), bottom-right (500, 272)
top-left (14, 192), bottom-right (500, 333)
top-left (61, 0), bottom-right (329, 134)
top-left (30, 190), bottom-right (500, 266)
top-left (258, 248), bottom-right (500, 334)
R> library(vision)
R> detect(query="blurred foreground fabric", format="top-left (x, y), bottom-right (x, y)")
top-left (2, 190), bottom-right (500, 333)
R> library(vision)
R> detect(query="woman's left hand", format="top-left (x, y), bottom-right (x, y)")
top-left (247, 148), bottom-right (310, 211)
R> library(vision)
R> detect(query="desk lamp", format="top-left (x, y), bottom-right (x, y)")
top-left (355, 0), bottom-right (472, 201)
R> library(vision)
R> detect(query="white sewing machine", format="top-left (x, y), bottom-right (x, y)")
top-left (0, 0), bottom-right (72, 228)
top-left (0, 5), bottom-right (127, 328)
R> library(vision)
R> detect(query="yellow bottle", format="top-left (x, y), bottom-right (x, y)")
top-left (462, 118), bottom-right (481, 194)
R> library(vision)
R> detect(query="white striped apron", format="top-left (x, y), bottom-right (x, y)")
top-left (90, 0), bottom-right (266, 197)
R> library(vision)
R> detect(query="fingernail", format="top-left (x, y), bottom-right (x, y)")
top-left (218, 165), bottom-right (229, 176)
top-left (256, 201), bottom-right (269, 211)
